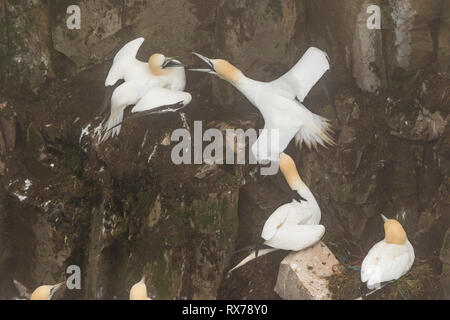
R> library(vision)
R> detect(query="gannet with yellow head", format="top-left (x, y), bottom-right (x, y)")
top-left (361, 214), bottom-right (415, 289)
top-left (229, 153), bottom-right (325, 273)
top-left (100, 38), bottom-right (191, 142)
top-left (191, 49), bottom-right (335, 163)
top-left (30, 282), bottom-right (65, 300)
top-left (129, 276), bottom-right (151, 300)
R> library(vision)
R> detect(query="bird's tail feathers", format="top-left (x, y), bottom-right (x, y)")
top-left (228, 248), bottom-right (279, 274)
top-left (295, 113), bottom-right (335, 150)
top-left (99, 110), bottom-right (124, 143)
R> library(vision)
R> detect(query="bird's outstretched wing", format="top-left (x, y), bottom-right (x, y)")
top-left (105, 37), bottom-right (145, 86)
top-left (270, 47), bottom-right (332, 103)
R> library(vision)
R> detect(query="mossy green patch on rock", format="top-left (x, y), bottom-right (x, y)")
top-left (328, 263), bottom-right (442, 300)
top-left (265, 0), bottom-right (283, 19)
top-left (375, 263), bottom-right (441, 300)
top-left (148, 249), bottom-right (176, 299)
top-left (63, 144), bottom-right (84, 177)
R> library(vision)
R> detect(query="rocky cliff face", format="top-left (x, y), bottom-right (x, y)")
top-left (0, 0), bottom-right (448, 299)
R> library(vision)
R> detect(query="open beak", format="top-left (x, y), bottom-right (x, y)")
top-left (162, 57), bottom-right (184, 68)
top-left (380, 214), bottom-right (388, 222)
top-left (189, 52), bottom-right (217, 74)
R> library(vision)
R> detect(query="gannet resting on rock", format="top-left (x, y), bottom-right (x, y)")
top-left (30, 282), bottom-right (64, 300)
top-left (191, 48), bottom-right (335, 162)
top-left (229, 153), bottom-right (325, 273)
top-left (130, 276), bottom-right (151, 300)
top-left (361, 214), bottom-right (415, 289)
top-left (100, 37), bottom-right (191, 142)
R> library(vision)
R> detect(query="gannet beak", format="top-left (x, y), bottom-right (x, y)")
top-left (49, 281), bottom-right (65, 298)
top-left (189, 52), bottom-right (217, 74)
top-left (162, 57), bottom-right (184, 68)
top-left (380, 214), bottom-right (388, 222)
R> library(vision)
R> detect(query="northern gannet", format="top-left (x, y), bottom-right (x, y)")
top-left (100, 38), bottom-right (191, 142)
top-left (191, 48), bottom-right (335, 162)
top-left (229, 153), bottom-right (325, 273)
top-left (361, 214), bottom-right (415, 289)
top-left (30, 282), bottom-right (65, 300)
top-left (130, 276), bottom-right (151, 300)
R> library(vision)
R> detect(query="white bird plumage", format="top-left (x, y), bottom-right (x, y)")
top-left (191, 48), bottom-right (335, 162)
top-left (100, 37), bottom-right (191, 142)
top-left (361, 214), bottom-right (415, 289)
top-left (228, 153), bottom-right (325, 273)
top-left (129, 276), bottom-right (151, 300)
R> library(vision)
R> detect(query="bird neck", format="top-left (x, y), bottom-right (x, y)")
top-left (293, 181), bottom-right (314, 201)
top-left (233, 75), bottom-right (264, 105)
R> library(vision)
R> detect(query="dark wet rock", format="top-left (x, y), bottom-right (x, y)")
top-left (438, 0), bottom-right (450, 76)
top-left (441, 229), bottom-right (450, 265)
top-left (440, 229), bottom-right (450, 299)
top-left (0, 114), bottom-right (17, 154)
top-left (338, 126), bottom-right (357, 145)
top-left (0, 0), bottom-right (53, 95)
top-left (387, 106), bottom-right (447, 142)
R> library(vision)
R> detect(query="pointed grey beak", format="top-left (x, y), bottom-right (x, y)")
top-left (162, 57), bottom-right (184, 68)
top-left (189, 52), bottom-right (216, 74)
top-left (49, 281), bottom-right (65, 299)
top-left (380, 214), bottom-right (388, 222)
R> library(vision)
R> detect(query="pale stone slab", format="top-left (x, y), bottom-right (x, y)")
top-left (274, 242), bottom-right (339, 300)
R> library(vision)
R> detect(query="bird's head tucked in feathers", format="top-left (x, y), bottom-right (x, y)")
top-left (190, 52), bottom-right (243, 85)
top-left (148, 54), bottom-right (184, 76)
top-left (380, 214), bottom-right (407, 245)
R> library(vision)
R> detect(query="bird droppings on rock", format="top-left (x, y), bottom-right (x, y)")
top-left (274, 242), bottom-right (339, 300)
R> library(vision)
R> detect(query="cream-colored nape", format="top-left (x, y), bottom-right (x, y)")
top-left (279, 153), bottom-right (304, 190)
top-left (381, 214), bottom-right (407, 245)
top-left (148, 53), bottom-right (167, 76)
top-left (130, 276), bottom-right (148, 300)
top-left (211, 59), bottom-right (242, 84)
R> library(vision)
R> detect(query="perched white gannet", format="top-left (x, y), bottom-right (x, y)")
top-left (129, 276), bottom-right (151, 300)
top-left (229, 153), bottom-right (325, 273)
top-left (30, 282), bottom-right (65, 300)
top-left (100, 37), bottom-right (191, 142)
top-left (191, 48), bottom-right (335, 162)
top-left (361, 215), bottom-right (415, 289)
